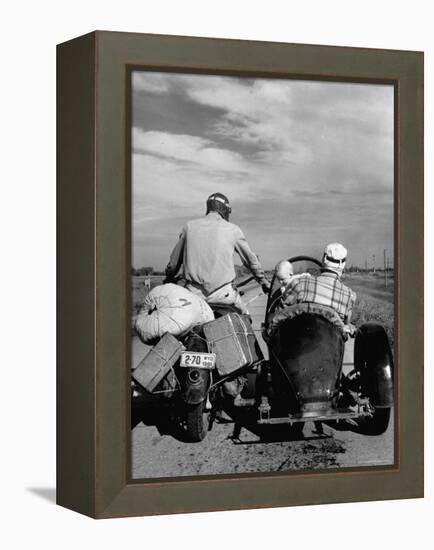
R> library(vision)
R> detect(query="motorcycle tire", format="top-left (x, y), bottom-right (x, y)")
top-left (186, 400), bottom-right (207, 442)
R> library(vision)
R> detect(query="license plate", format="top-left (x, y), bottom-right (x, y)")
top-left (180, 352), bottom-right (216, 370)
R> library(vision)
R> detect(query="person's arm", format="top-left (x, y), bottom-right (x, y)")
top-left (344, 290), bottom-right (357, 325)
top-left (281, 277), bottom-right (299, 306)
top-left (234, 228), bottom-right (269, 291)
top-left (165, 227), bottom-right (186, 281)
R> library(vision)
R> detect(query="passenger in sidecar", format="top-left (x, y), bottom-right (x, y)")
top-left (260, 246), bottom-right (393, 436)
top-left (274, 243), bottom-right (356, 332)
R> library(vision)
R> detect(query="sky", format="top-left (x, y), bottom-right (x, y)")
top-left (131, 71), bottom-right (394, 270)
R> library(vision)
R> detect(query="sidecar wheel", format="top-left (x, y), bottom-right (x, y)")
top-left (358, 407), bottom-right (391, 436)
top-left (186, 400), bottom-right (207, 442)
top-left (355, 323), bottom-right (394, 436)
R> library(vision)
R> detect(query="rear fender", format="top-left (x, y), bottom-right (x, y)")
top-left (180, 367), bottom-right (211, 405)
top-left (354, 323), bottom-right (394, 407)
top-left (180, 330), bottom-right (211, 405)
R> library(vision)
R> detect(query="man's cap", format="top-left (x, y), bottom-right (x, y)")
top-left (207, 192), bottom-right (230, 206)
top-left (323, 242), bottom-right (347, 273)
top-left (324, 242), bottom-right (347, 263)
top-left (206, 192), bottom-right (232, 219)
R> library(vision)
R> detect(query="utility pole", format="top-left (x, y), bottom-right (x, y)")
top-left (372, 254), bottom-right (376, 274)
top-left (365, 258), bottom-right (368, 272)
top-left (383, 249), bottom-right (387, 287)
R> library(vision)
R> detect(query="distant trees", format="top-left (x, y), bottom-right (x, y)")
top-left (345, 264), bottom-right (394, 274)
top-left (131, 266), bottom-right (154, 276)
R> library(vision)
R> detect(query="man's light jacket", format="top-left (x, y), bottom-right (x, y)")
top-left (166, 212), bottom-right (266, 295)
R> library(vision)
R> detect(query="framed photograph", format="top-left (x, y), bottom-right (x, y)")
top-left (57, 31), bottom-right (423, 518)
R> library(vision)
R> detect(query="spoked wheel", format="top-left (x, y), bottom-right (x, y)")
top-left (185, 400), bottom-right (207, 442)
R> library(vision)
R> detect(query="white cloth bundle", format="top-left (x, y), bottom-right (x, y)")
top-left (135, 283), bottom-right (214, 344)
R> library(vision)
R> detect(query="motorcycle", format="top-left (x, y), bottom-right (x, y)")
top-left (133, 255), bottom-right (393, 441)
top-left (132, 276), bottom-right (265, 442)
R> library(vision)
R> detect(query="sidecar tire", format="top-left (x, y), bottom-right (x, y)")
top-left (186, 400), bottom-right (207, 442)
top-left (358, 407), bottom-right (391, 436)
top-left (355, 323), bottom-right (393, 436)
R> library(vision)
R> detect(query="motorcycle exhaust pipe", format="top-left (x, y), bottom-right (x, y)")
top-left (182, 368), bottom-right (211, 405)
top-left (187, 369), bottom-right (201, 384)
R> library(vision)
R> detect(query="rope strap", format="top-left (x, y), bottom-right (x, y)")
top-left (207, 313), bottom-right (255, 365)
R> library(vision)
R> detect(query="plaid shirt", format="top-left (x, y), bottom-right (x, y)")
top-left (282, 270), bottom-right (356, 322)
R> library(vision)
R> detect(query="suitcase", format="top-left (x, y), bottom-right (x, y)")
top-left (203, 313), bottom-right (262, 376)
top-left (132, 332), bottom-right (184, 392)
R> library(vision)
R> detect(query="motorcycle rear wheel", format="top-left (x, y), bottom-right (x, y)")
top-left (186, 400), bottom-right (207, 442)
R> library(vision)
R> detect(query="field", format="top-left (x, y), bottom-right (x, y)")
top-left (131, 275), bottom-right (165, 316)
top-left (344, 272), bottom-right (394, 345)
top-left (131, 271), bottom-right (395, 346)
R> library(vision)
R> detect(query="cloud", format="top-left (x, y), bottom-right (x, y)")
top-left (132, 128), bottom-right (249, 174)
top-left (132, 72), bottom-right (171, 94)
top-left (130, 71), bottom-right (394, 269)
top-left (180, 75), bottom-right (393, 192)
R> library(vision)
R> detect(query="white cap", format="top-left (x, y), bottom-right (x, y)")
top-left (323, 243), bottom-right (347, 275)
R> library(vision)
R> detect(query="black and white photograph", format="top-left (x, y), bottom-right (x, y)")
top-left (130, 70), bottom-right (395, 479)
top-left (4, 0), bottom-right (429, 538)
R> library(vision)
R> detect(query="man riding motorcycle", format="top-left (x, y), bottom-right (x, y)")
top-left (165, 192), bottom-right (270, 313)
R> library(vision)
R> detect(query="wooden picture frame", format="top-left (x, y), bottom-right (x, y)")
top-left (57, 31), bottom-right (423, 518)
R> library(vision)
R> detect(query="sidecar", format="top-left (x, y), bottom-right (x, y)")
top-left (259, 256), bottom-right (394, 435)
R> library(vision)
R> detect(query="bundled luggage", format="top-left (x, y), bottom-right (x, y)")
top-left (132, 332), bottom-right (184, 393)
top-left (135, 283), bottom-right (214, 344)
top-left (133, 283), bottom-right (261, 395)
top-left (203, 313), bottom-right (262, 376)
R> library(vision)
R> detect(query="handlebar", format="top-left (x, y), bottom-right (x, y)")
top-left (165, 275), bottom-right (259, 292)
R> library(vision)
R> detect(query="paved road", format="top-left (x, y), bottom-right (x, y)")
top-left (131, 283), bottom-right (394, 479)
